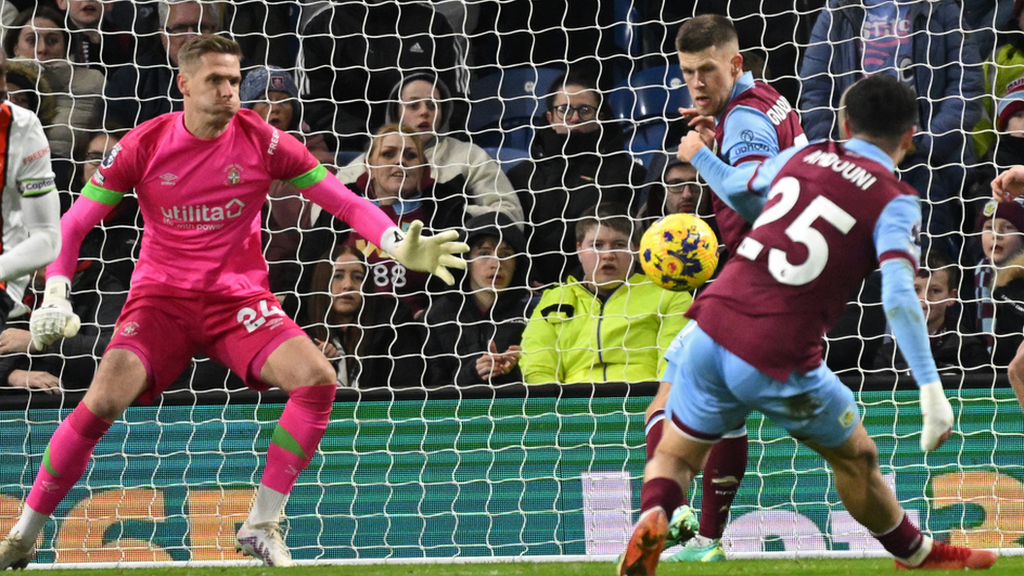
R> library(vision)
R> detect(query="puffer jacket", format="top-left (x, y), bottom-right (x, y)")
top-left (520, 274), bottom-right (691, 384)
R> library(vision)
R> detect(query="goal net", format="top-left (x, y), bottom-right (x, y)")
top-left (0, 0), bottom-right (1021, 566)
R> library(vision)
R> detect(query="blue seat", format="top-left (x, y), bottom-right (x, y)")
top-left (612, 0), bottom-right (641, 58)
top-left (607, 65), bottom-right (691, 124)
top-left (483, 147), bottom-right (531, 174)
top-left (468, 67), bottom-right (563, 148)
top-left (625, 121), bottom-right (669, 168)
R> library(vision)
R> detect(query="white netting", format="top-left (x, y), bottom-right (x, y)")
top-left (0, 0), bottom-right (1021, 565)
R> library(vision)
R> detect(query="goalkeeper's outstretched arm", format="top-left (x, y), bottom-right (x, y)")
top-left (296, 167), bottom-right (468, 284)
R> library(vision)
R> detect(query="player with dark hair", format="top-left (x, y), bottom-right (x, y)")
top-left (641, 14), bottom-right (809, 562)
top-left (0, 35), bottom-right (467, 569)
top-left (618, 74), bottom-right (997, 576)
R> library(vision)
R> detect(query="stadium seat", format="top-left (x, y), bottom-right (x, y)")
top-left (468, 67), bottom-right (563, 148)
top-left (607, 65), bottom-right (691, 125)
top-left (483, 147), bottom-right (531, 174)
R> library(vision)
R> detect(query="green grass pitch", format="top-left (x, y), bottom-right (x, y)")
top-left (36, 556), bottom-right (1024, 576)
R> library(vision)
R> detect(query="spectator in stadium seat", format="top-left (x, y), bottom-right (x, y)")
top-left (519, 204), bottom-right (690, 384)
top-left (296, 123), bottom-right (467, 319)
top-left (55, 0), bottom-right (135, 71)
top-left (875, 251), bottom-right (989, 374)
top-left (975, 197), bottom-right (1024, 366)
top-left (971, 0), bottom-right (1024, 159)
top-left (298, 0), bottom-right (469, 151)
top-left (337, 72), bottom-right (524, 224)
top-left (424, 212), bottom-right (530, 387)
top-left (508, 70), bottom-right (646, 287)
top-left (5, 60), bottom-right (57, 134)
top-left (237, 65), bottom-right (336, 296)
top-left (3, 7), bottom-right (104, 159)
top-left (104, 0), bottom-right (221, 127)
top-left (637, 150), bottom-right (716, 232)
top-left (70, 129), bottom-right (140, 288)
top-left (799, 0), bottom-right (983, 252)
top-left (302, 244), bottom-right (425, 388)
top-left (0, 249), bottom-right (128, 394)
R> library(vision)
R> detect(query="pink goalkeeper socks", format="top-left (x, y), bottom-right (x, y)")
top-left (260, 384), bottom-right (335, 494)
top-left (26, 403), bottom-right (113, 516)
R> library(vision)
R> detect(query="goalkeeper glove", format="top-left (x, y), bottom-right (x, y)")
top-left (919, 381), bottom-right (953, 452)
top-left (30, 276), bottom-right (81, 350)
top-left (380, 221), bottom-right (469, 286)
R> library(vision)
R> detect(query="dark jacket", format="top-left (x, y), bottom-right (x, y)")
top-left (0, 263), bottom-right (127, 391)
top-left (104, 48), bottom-right (181, 127)
top-left (424, 213), bottom-right (531, 387)
top-left (874, 318), bottom-right (991, 373)
top-left (299, 2), bottom-right (467, 149)
top-left (508, 122), bottom-right (646, 285)
top-left (304, 294), bottom-right (426, 389)
top-left (991, 253), bottom-right (1024, 367)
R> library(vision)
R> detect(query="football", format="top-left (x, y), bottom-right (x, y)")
top-left (639, 213), bottom-right (719, 291)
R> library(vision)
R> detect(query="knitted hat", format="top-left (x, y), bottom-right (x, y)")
top-left (977, 197), bottom-right (1024, 232)
top-left (240, 66), bottom-right (299, 108)
top-left (997, 85), bottom-right (1024, 131)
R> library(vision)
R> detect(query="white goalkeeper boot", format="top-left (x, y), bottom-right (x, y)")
top-left (0, 532), bottom-right (35, 570)
top-left (235, 521), bottom-right (294, 567)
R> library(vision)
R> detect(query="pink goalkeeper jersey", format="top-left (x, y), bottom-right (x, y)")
top-left (87, 109), bottom-right (319, 294)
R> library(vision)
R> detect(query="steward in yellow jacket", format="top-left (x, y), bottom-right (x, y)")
top-left (520, 274), bottom-right (692, 384)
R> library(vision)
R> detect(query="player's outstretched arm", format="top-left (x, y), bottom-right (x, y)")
top-left (378, 220), bottom-right (468, 286)
top-left (297, 170), bottom-right (468, 285)
top-left (879, 258), bottom-right (952, 452)
top-left (992, 165), bottom-right (1024, 202)
top-left (0, 191), bottom-right (61, 282)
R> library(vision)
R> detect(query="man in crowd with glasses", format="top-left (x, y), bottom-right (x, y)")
top-left (508, 69), bottom-right (647, 286)
top-left (105, 0), bottom-right (221, 127)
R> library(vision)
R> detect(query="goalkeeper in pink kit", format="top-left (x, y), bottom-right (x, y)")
top-left (0, 36), bottom-right (467, 569)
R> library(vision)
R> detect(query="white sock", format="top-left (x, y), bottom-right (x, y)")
top-left (900, 536), bottom-right (933, 567)
top-left (11, 504), bottom-right (48, 543)
top-left (246, 484), bottom-right (289, 526)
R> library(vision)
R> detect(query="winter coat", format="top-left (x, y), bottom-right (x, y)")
top-left (799, 0), bottom-right (982, 172)
top-left (423, 212), bottom-right (531, 386)
top-left (298, 2), bottom-right (468, 149)
top-left (991, 252), bottom-right (1024, 366)
top-left (508, 124), bottom-right (646, 285)
top-left (520, 274), bottom-right (691, 384)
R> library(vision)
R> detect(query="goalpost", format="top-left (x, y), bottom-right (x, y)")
top-left (0, 0), bottom-right (1022, 567)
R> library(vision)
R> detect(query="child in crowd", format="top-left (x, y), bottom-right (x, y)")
top-left (875, 251), bottom-right (988, 372)
top-left (424, 212), bottom-right (531, 387)
top-left (520, 204), bottom-right (690, 384)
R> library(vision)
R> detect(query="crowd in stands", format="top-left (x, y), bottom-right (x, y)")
top-left (0, 0), bottom-right (1022, 394)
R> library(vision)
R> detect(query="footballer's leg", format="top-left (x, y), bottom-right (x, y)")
top-left (235, 335), bottom-right (336, 567)
top-left (620, 422), bottom-right (714, 576)
top-left (1, 349), bottom-right (147, 570)
top-left (646, 383), bottom-right (701, 550)
top-left (809, 424), bottom-right (995, 570)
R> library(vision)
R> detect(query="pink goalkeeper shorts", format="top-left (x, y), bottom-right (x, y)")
top-left (106, 283), bottom-right (307, 403)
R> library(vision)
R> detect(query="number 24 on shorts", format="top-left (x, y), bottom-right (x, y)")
top-left (237, 299), bottom-right (287, 333)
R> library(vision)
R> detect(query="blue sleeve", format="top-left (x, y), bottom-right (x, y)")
top-left (690, 144), bottom-right (805, 223)
top-left (872, 195), bottom-right (922, 266)
top-left (720, 106), bottom-right (780, 165)
top-left (881, 259), bottom-right (941, 386)
top-left (876, 196), bottom-right (938, 386)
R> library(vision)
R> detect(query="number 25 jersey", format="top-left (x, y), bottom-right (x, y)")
top-left (687, 139), bottom-right (921, 382)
